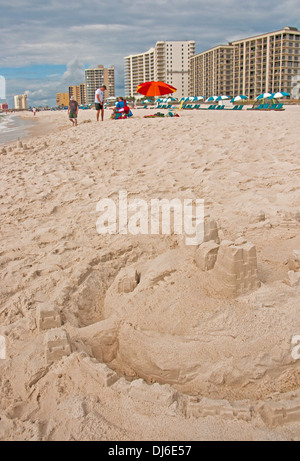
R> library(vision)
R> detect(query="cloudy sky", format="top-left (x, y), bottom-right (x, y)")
top-left (0, 0), bottom-right (299, 107)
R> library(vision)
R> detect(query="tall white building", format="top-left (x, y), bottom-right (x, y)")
top-left (14, 94), bottom-right (28, 110)
top-left (124, 40), bottom-right (195, 99)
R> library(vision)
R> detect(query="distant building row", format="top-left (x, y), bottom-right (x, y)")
top-left (55, 26), bottom-right (300, 107)
top-left (56, 65), bottom-right (115, 107)
top-left (190, 26), bottom-right (300, 99)
top-left (124, 27), bottom-right (300, 99)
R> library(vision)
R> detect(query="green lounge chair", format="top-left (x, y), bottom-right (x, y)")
top-left (215, 105), bottom-right (225, 110)
top-left (208, 105), bottom-right (216, 110)
top-left (274, 103), bottom-right (284, 110)
top-left (248, 104), bottom-right (264, 110)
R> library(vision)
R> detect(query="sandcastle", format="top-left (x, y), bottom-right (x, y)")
top-left (44, 329), bottom-right (71, 365)
top-left (212, 238), bottom-right (261, 295)
top-left (194, 218), bottom-right (260, 295)
top-left (30, 221), bottom-right (299, 435)
top-left (37, 304), bottom-right (62, 331)
top-left (286, 250), bottom-right (300, 286)
top-left (118, 267), bottom-right (140, 293)
top-left (195, 240), bottom-right (219, 271)
top-left (203, 217), bottom-right (220, 244)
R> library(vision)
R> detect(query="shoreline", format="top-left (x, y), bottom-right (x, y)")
top-left (1, 111), bottom-right (71, 148)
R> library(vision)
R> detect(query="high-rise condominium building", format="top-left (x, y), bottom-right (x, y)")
top-left (124, 41), bottom-right (195, 99)
top-left (292, 74), bottom-right (300, 98)
top-left (14, 94), bottom-right (28, 110)
top-left (56, 92), bottom-right (70, 107)
top-left (68, 84), bottom-right (86, 105)
top-left (190, 45), bottom-right (233, 97)
top-left (190, 26), bottom-right (300, 99)
top-left (85, 65), bottom-right (115, 104)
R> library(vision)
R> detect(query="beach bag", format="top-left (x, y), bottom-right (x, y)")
top-left (123, 100), bottom-right (130, 114)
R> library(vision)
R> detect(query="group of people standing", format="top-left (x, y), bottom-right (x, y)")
top-left (68, 84), bottom-right (131, 126)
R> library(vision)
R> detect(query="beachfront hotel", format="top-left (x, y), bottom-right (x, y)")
top-left (124, 41), bottom-right (195, 99)
top-left (190, 26), bottom-right (300, 99)
top-left (14, 94), bottom-right (28, 110)
top-left (190, 45), bottom-right (233, 97)
top-left (56, 92), bottom-right (69, 107)
top-left (85, 65), bottom-right (115, 104)
top-left (69, 84), bottom-right (86, 105)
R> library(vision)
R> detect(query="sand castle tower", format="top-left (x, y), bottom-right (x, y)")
top-left (213, 239), bottom-right (260, 295)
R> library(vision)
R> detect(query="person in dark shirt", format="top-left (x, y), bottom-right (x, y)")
top-left (68, 96), bottom-right (79, 126)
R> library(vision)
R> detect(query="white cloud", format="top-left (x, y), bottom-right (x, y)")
top-left (61, 59), bottom-right (85, 85)
top-left (70, 24), bottom-right (130, 32)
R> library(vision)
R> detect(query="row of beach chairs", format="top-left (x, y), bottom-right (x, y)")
top-left (152, 102), bottom-right (284, 111)
top-left (181, 104), bottom-right (243, 110)
top-left (247, 103), bottom-right (284, 111)
top-left (156, 104), bottom-right (173, 109)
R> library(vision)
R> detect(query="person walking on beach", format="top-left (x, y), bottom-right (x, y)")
top-left (95, 85), bottom-right (106, 121)
top-left (68, 96), bottom-right (79, 127)
top-left (32, 107), bottom-right (37, 116)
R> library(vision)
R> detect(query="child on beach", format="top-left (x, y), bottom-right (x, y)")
top-left (111, 97), bottom-right (132, 119)
top-left (68, 96), bottom-right (79, 126)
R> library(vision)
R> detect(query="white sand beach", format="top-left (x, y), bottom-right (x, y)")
top-left (0, 106), bottom-right (300, 441)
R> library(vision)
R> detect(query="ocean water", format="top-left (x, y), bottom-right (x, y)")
top-left (0, 114), bottom-right (35, 145)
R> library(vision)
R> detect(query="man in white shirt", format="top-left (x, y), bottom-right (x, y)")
top-left (95, 85), bottom-right (106, 121)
